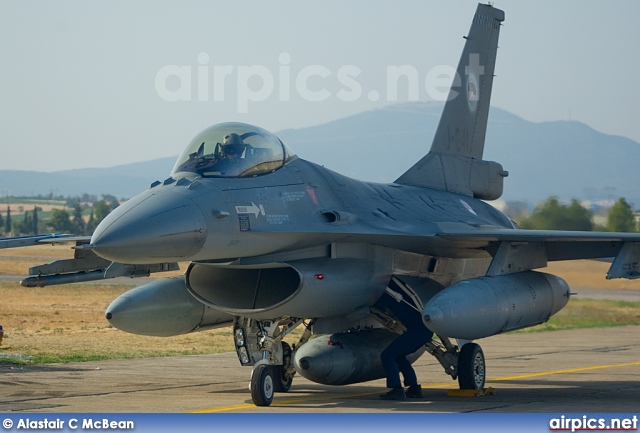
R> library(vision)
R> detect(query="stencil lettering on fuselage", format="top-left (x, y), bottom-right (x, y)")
top-left (235, 202), bottom-right (265, 218)
top-left (238, 215), bottom-right (251, 231)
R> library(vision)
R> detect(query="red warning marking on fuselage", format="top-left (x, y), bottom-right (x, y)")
top-left (306, 187), bottom-right (319, 205)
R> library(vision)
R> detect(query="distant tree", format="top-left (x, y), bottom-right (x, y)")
top-left (86, 208), bottom-right (96, 234)
top-left (13, 210), bottom-right (32, 235)
top-left (565, 199), bottom-right (593, 231)
top-left (32, 206), bottom-right (39, 234)
top-left (93, 200), bottom-right (112, 223)
top-left (14, 207), bottom-right (39, 235)
top-left (72, 201), bottom-right (86, 235)
top-left (503, 200), bottom-right (530, 223)
top-left (23, 211), bottom-right (32, 234)
top-left (102, 194), bottom-right (119, 206)
top-left (607, 198), bottom-right (636, 232)
top-left (80, 193), bottom-right (97, 203)
top-left (0, 211), bottom-right (4, 234)
top-left (5, 206), bottom-right (11, 234)
top-left (87, 199), bottom-right (115, 235)
top-left (519, 197), bottom-right (593, 231)
top-left (93, 195), bottom-right (119, 224)
top-left (47, 209), bottom-right (75, 233)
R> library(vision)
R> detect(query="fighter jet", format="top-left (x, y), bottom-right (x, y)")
top-left (4, 3), bottom-right (640, 406)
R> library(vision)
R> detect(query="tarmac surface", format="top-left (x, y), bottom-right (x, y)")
top-left (1, 325), bottom-right (639, 413)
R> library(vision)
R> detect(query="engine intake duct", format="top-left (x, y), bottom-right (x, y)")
top-left (185, 258), bottom-right (390, 319)
top-left (186, 263), bottom-right (300, 312)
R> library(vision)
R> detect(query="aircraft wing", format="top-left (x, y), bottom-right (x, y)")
top-left (0, 233), bottom-right (82, 249)
top-left (241, 224), bottom-right (640, 280)
top-left (437, 227), bottom-right (639, 255)
top-left (384, 227), bottom-right (640, 279)
top-left (435, 227), bottom-right (640, 277)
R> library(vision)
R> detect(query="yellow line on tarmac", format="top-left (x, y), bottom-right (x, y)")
top-left (486, 361), bottom-right (640, 382)
top-left (192, 391), bottom-right (381, 413)
top-left (193, 404), bottom-right (257, 413)
top-left (193, 361), bottom-right (640, 413)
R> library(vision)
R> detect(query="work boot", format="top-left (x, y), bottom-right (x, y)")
top-left (405, 385), bottom-right (424, 399)
top-left (379, 387), bottom-right (406, 401)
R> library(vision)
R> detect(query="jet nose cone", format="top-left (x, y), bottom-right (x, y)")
top-left (91, 189), bottom-right (207, 264)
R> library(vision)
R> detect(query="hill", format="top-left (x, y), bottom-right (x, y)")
top-left (278, 102), bottom-right (640, 205)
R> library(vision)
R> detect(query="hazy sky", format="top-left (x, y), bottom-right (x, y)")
top-left (1, 0), bottom-right (638, 172)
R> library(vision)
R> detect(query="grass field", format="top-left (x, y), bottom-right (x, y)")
top-left (0, 282), bottom-right (239, 364)
top-left (1, 245), bottom-right (639, 365)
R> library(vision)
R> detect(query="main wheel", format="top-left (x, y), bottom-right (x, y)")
top-left (457, 343), bottom-right (485, 390)
top-left (273, 342), bottom-right (293, 392)
top-left (251, 365), bottom-right (275, 406)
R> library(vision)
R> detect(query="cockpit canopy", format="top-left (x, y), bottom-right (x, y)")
top-left (172, 122), bottom-right (296, 178)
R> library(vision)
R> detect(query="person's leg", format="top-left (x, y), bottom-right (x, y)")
top-left (397, 330), bottom-right (433, 398)
top-left (380, 342), bottom-right (402, 388)
top-left (380, 338), bottom-right (407, 400)
top-left (396, 355), bottom-right (418, 387)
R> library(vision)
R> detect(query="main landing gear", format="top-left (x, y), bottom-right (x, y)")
top-left (425, 336), bottom-right (486, 390)
top-left (234, 317), bottom-right (312, 406)
top-left (457, 342), bottom-right (486, 390)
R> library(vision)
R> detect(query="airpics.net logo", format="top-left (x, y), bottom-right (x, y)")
top-left (154, 52), bottom-right (485, 113)
top-left (549, 415), bottom-right (638, 432)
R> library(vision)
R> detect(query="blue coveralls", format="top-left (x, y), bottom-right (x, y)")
top-left (376, 292), bottom-right (434, 389)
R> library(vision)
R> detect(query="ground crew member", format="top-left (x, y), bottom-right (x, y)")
top-left (375, 285), bottom-right (433, 400)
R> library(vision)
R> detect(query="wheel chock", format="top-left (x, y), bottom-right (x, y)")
top-left (447, 387), bottom-right (495, 397)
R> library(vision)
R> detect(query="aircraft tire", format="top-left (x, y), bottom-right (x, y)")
top-left (251, 365), bottom-right (275, 406)
top-left (273, 342), bottom-right (293, 392)
top-left (457, 343), bottom-right (485, 390)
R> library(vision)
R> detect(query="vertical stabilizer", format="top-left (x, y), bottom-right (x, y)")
top-left (395, 4), bottom-right (508, 200)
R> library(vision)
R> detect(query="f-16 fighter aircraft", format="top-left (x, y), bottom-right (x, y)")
top-left (4, 3), bottom-right (640, 406)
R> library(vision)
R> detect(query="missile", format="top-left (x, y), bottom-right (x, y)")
top-left (106, 277), bottom-right (234, 336)
top-left (422, 271), bottom-right (571, 340)
top-left (293, 328), bottom-right (424, 386)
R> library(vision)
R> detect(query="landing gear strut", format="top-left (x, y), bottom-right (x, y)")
top-left (234, 317), bottom-right (312, 406)
top-left (273, 342), bottom-right (293, 392)
top-left (425, 337), bottom-right (486, 390)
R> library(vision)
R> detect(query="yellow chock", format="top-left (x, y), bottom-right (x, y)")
top-left (447, 387), bottom-right (495, 397)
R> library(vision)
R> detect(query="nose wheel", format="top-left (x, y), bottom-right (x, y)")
top-left (251, 364), bottom-right (275, 406)
top-left (457, 343), bottom-right (485, 389)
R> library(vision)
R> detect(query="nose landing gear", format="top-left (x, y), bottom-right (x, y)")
top-left (234, 317), bottom-right (311, 406)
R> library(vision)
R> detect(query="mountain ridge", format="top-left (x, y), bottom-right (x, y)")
top-left (2, 102), bottom-right (638, 205)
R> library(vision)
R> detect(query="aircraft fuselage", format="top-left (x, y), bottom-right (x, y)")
top-left (91, 158), bottom-right (514, 266)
